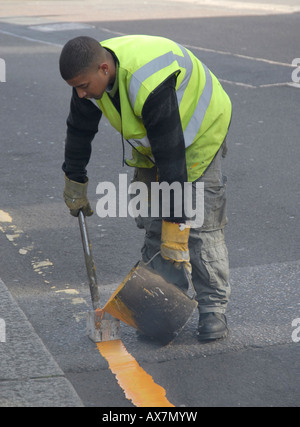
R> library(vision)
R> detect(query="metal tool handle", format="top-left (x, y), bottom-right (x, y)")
top-left (78, 210), bottom-right (101, 310)
top-left (183, 266), bottom-right (196, 300)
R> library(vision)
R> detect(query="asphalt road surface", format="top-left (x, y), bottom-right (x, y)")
top-left (0, 0), bottom-right (299, 407)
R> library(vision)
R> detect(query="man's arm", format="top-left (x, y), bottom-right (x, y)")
top-left (142, 75), bottom-right (191, 273)
top-left (141, 75), bottom-right (188, 223)
top-left (62, 88), bottom-right (102, 183)
top-left (62, 89), bottom-right (102, 216)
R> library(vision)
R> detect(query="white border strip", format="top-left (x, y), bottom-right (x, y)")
top-left (0, 26), bottom-right (296, 89)
top-left (0, 28), bottom-right (62, 47)
top-left (184, 43), bottom-right (294, 68)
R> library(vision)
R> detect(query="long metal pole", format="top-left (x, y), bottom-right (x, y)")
top-left (78, 210), bottom-right (101, 311)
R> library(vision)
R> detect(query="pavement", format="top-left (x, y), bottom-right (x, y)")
top-left (0, 277), bottom-right (83, 407)
top-left (1, 258), bottom-right (299, 407)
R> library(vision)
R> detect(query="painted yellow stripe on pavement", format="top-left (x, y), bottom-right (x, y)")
top-left (0, 210), bottom-right (12, 223)
top-left (97, 340), bottom-right (174, 407)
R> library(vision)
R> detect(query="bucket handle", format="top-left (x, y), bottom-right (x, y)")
top-left (144, 250), bottom-right (196, 299)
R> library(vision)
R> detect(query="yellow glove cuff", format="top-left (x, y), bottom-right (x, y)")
top-left (161, 220), bottom-right (190, 245)
top-left (160, 220), bottom-right (191, 266)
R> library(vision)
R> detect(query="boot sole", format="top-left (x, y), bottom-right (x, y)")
top-left (197, 328), bottom-right (228, 342)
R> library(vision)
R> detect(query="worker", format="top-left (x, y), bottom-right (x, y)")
top-left (59, 35), bottom-right (232, 342)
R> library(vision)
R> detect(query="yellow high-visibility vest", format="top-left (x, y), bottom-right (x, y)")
top-left (92, 35), bottom-right (232, 182)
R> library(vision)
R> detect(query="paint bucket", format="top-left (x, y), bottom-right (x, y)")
top-left (103, 261), bottom-right (198, 344)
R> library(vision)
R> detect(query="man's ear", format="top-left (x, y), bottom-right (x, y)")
top-left (99, 63), bottom-right (109, 75)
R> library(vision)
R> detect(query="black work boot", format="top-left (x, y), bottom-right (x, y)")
top-left (197, 312), bottom-right (228, 342)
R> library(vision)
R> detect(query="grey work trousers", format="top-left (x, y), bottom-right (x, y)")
top-left (132, 140), bottom-right (230, 314)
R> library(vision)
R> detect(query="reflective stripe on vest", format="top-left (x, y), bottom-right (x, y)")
top-left (183, 62), bottom-right (212, 148)
top-left (127, 43), bottom-right (213, 149)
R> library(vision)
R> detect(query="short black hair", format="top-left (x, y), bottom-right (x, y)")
top-left (59, 36), bottom-right (104, 81)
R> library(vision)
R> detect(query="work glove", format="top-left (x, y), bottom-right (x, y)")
top-left (63, 175), bottom-right (93, 217)
top-left (160, 220), bottom-right (192, 274)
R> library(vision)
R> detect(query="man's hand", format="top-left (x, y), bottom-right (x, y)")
top-left (160, 220), bottom-right (192, 273)
top-left (63, 175), bottom-right (93, 217)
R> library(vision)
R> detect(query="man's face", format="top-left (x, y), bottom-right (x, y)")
top-left (67, 67), bottom-right (109, 100)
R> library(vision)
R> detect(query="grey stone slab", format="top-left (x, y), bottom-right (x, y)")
top-left (0, 278), bottom-right (83, 407)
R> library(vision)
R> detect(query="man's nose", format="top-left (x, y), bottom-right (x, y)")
top-left (77, 88), bottom-right (87, 98)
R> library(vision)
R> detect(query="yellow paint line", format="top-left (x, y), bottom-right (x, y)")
top-left (55, 289), bottom-right (79, 295)
top-left (6, 233), bottom-right (21, 242)
top-left (0, 210), bottom-right (12, 223)
top-left (97, 340), bottom-right (174, 407)
top-left (32, 260), bottom-right (53, 271)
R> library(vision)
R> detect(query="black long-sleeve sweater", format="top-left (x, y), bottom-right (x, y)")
top-left (62, 73), bottom-right (188, 222)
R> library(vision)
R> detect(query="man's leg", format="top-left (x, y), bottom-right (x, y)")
top-left (189, 228), bottom-right (230, 340)
top-left (189, 140), bottom-right (231, 341)
top-left (189, 229), bottom-right (230, 314)
top-left (132, 139), bottom-right (230, 341)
